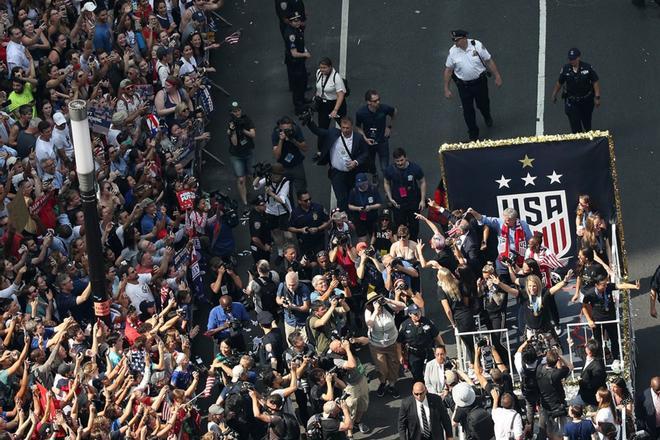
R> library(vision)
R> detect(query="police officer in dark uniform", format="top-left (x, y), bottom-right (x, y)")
top-left (283, 11), bottom-right (310, 114)
top-left (288, 190), bottom-right (331, 257)
top-left (396, 304), bottom-right (444, 383)
top-left (249, 195), bottom-right (272, 264)
top-left (274, 0), bottom-right (306, 42)
top-left (551, 48), bottom-right (601, 133)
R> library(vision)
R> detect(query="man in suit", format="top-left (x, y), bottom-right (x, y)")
top-left (307, 116), bottom-right (369, 211)
top-left (635, 376), bottom-right (660, 439)
top-left (399, 382), bottom-right (453, 440)
top-left (577, 339), bottom-right (606, 407)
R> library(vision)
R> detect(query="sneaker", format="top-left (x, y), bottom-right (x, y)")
top-left (554, 326), bottom-right (562, 336)
top-left (388, 385), bottom-right (400, 399)
top-left (358, 423), bottom-right (370, 434)
top-left (376, 383), bottom-right (387, 397)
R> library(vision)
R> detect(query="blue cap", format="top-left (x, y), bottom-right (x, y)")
top-left (405, 304), bottom-right (421, 315)
top-left (568, 48), bottom-right (581, 60)
top-left (355, 173), bottom-right (368, 185)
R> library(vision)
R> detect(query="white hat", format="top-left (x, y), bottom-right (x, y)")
top-left (452, 382), bottom-right (476, 407)
top-left (82, 2), bottom-right (97, 12)
top-left (53, 112), bottom-right (66, 126)
top-left (231, 365), bottom-right (245, 382)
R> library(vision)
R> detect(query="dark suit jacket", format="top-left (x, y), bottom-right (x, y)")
top-left (398, 393), bottom-right (452, 440)
top-left (460, 231), bottom-right (483, 275)
top-left (307, 121), bottom-right (369, 168)
top-left (635, 388), bottom-right (659, 438)
top-left (578, 357), bottom-right (606, 406)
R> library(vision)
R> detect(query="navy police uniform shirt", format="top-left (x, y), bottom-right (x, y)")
top-left (249, 209), bottom-right (272, 246)
top-left (396, 316), bottom-right (439, 350)
top-left (383, 162), bottom-right (424, 209)
top-left (283, 25), bottom-right (306, 64)
top-left (275, 0), bottom-right (306, 21)
top-left (355, 103), bottom-right (395, 144)
top-left (558, 61), bottom-right (599, 98)
top-left (289, 202), bottom-right (328, 230)
top-left (582, 283), bottom-right (617, 321)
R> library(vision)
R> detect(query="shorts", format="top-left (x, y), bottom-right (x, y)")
top-left (267, 212), bottom-right (289, 231)
top-left (229, 153), bottom-right (253, 178)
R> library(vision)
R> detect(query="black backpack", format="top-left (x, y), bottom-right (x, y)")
top-left (521, 359), bottom-right (541, 402)
top-left (255, 273), bottom-right (278, 314)
top-left (465, 406), bottom-right (495, 440)
top-left (224, 388), bottom-right (249, 423)
top-left (306, 414), bottom-right (345, 440)
top-left (269, 411), bottom-right (300, 440)
top-left (333, 71), bottom-right (350, 98)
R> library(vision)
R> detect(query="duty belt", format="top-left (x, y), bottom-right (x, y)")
top-left (566, 91), bottom-right (593, 102)
top-left (407, 345), bottom-right (429, 355)
top-left (454, 72), bottom-right (487, 86)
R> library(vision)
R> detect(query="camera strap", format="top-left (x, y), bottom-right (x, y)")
top-left (317, 69), bottom-right (331, 100)
top-left (339, 134), bottom-right (355, 161)
top-left (471, 40), bottom-right (491, 76)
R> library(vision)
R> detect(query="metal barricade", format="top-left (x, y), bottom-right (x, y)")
top-left (566, 318), bottom-right (624, 380)
top-left (453, 327), bottom-right (514, 378)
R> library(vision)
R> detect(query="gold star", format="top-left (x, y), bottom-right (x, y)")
top-left (519, 154), bottom-right (535, 168)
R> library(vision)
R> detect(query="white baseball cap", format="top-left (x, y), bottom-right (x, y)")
top-left (82, 2), bottom-right (97, 12)
top-left (53, 112), bottom-right (66, 126)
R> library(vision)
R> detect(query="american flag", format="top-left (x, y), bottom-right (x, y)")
top-left (161, 399), bottom-right (173, 421)
top-left (540, 251), bottom-right (563, 270)
top-left (201, 375), bottom-right (216, 397)
top-left (224, 30), bottom-right (241, 45)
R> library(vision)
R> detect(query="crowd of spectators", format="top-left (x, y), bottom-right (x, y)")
top-left (0, 0), bottom-right (653, 440)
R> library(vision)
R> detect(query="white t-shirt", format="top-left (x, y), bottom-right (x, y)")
top-left (125, 273), bottom-right (155, 309)
top-left (492, 407), bottom-right (523, 440)
top-left (315, 68), bottom-right (346, 101)
top-left (35, 137), bottom-right (57, 176)
top-left (595, 407), bottom-right (618, 440)
top-left (52, 125), bottom-right (74, 160)
top-left (6, 41), bottom-right (30, 73)
top-left (178, 56), bottom-right (198, 76)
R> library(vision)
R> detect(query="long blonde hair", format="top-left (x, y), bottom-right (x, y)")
top-left (582, 213), bottom-right (601, 248)
top-left (525, 275), bottom-right (543, 295)
top-left (437, 267), bottom-right (460, 302)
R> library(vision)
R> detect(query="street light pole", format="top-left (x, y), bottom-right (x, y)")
top-left (68, 100), bottom-right (110, 325)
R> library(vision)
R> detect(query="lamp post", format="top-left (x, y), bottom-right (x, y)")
top-left (68, 100), bottom-right (110, 325)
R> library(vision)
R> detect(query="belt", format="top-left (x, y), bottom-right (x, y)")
top-left (407, 345), bottom-right (430, 355)
top-left (455, 72), bottom-right (487, 86)
top-left (566, 92), bottom-right (593, 101)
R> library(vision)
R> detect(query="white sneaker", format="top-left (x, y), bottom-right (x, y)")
top-left (358, 423), bottom-right (370, 433)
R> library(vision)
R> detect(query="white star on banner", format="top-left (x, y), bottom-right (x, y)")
top-left (521, 173), bottom-right (537, 186)
top-left (495, 175), bottom-right (511, 189)
top-left (547, 170), bottom-right (562, 184)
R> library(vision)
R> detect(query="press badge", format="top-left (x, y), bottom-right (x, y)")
top-left (423, 325), bottom-right (430, 331)
top-left (284, 153), bottom-right (294, 163)
top-left (359, 211), bottom-right (367, 221)
top-left (399, 187), bottom-right (408, 198)
top-left (407, 175), bottom-right (413, 181)
top-left (367, 197), bottom-right (374, 203)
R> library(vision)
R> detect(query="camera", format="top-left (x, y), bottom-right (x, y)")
top-left (376, 296), bottom-right (387, 306)
top-left (330, 291), bottom-right (345, 301)
top-left (365, 246), bottom-right (376, 257)
top-left (478, 339), bottom-right (495, 371)
top-left (335, 390), bottom-right (351, 403)
top-left (191, 355), bottom-right (207, 373)
top-left (240, 381), bottom-right (255, 393)
top-left (298, 105), bottom-right (315, 126)
top-left (252, 162), bottom-right (272, 179)
top-left (499, 255), bottom-right (514, 266)
top-left (279, 127), bottom-right (295, 138)
top-left (396, 282), bottom-right (408, 291)
top-left (332, 233), bottom-right (349, 247)
top-left (528, 334), bottom-right (549, 357)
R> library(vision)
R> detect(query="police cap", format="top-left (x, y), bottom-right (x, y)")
top-left (451, 29), bottom-right (469, 40)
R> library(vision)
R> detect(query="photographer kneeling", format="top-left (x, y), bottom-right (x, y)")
top-left (327, 337), bottom-right (371, 434)
top-left (307, 400), bottom-right (354, 440)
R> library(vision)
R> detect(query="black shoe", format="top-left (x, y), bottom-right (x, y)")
top-left (376, 383), bottom-right (387, 397)
top-left (468, 131), bottom-right (479, 141)
top-left (388, 385), bottom-right (400, 399)
top-left (485, 116), bottom-right (493, 127)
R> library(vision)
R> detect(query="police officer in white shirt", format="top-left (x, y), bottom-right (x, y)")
top-left (314, 57), bottom-right (347, 130)
top-left (443, 29), bottom-right (503, 141)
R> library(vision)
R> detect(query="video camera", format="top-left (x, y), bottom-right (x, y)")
top-left (334, 390), bottom-right (351, 404)
top-left (477, 338), bottom-right (495, 371)
top-left (252, 162), bottom-right (272, 179)
top-left (329, 291), bottom-right (345, 302)
top-left (211, 191), bottom-right (239, 227)
top-left (332, 233), bottom-right (350, 247)
top-left (528, 333), bottom-right (549, 357)
top-left (364, 246), bottom-right (377, 257)
top-left (298, 105), bottom-right (315, 126)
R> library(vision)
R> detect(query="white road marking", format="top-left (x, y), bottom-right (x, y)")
top-left (536, 0), bottom-right (547, 136)
top-left (329, 0), bottom-right (350, 210)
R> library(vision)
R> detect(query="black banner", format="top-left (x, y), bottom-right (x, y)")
top-left (440, 135), bottom-right (616, 262)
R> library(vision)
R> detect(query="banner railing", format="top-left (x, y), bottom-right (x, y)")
top-left (566, 319), bottom-right (624, 381)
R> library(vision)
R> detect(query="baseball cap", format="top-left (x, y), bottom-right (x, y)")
top-left (231, 365), bottom-right (245, 382)
top-left (156, 46), bottom-right (172, 59)
top-left (111, 111), bottom-right (128, 126)
top-left (208, 404), bottom-right (224, 415)
top-left (229, 101), bottom-right (241, 112)
top-left (451, 29), bottom-right (468, 40)
top-left (405, 303), bottom-right (421, 315)
top-left (355, 173), bottom-right (368, 185)
top-left (81, 2), bottom-right (97, 12)
top-left (257, 311), bottom-right (275, 326)
top-left (139, 300), bottom-right (155, 314)
top-left (53, 112), bottom-right (66, 126)
top-left (568, 47), bottom-right (581, 60)
top-left (192, 11), bottom-right (205, 22)
top-left (119, 78), bottom-right (133, 89)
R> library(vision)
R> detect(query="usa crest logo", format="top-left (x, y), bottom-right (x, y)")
top-left (493, 154), bottom-right (572, 259)
top-left (496, 190), bottom-right (572, 259)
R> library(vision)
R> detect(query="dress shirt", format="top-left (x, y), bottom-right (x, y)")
top-left (424, 360), bottom-right (445, 395)
top-left (330, 134), bottom-right (353, 172)
top-left (445, 39), bottom-right (491, 81)
top-left (416, 398), bottom-right (431, 433)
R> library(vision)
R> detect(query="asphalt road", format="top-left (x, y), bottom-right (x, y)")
top-left (196, 0), bottom-right (660, 437)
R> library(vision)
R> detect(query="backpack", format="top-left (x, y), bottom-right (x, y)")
top-left (465, 406), bottom-right (495, 440)
top-left (269, 411), bottom-right (300, 440)
top-left (224, 388), bottom-right (249, 423)
top-left (520, 359), bottom-right (541, 402)
top-left (306, 414), bottom-right (344, 440)
top-left (255, 273), bottom-right (278, 314)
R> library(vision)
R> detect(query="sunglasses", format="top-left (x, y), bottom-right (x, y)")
top-left (413, 391), bottom-right (426, 396)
